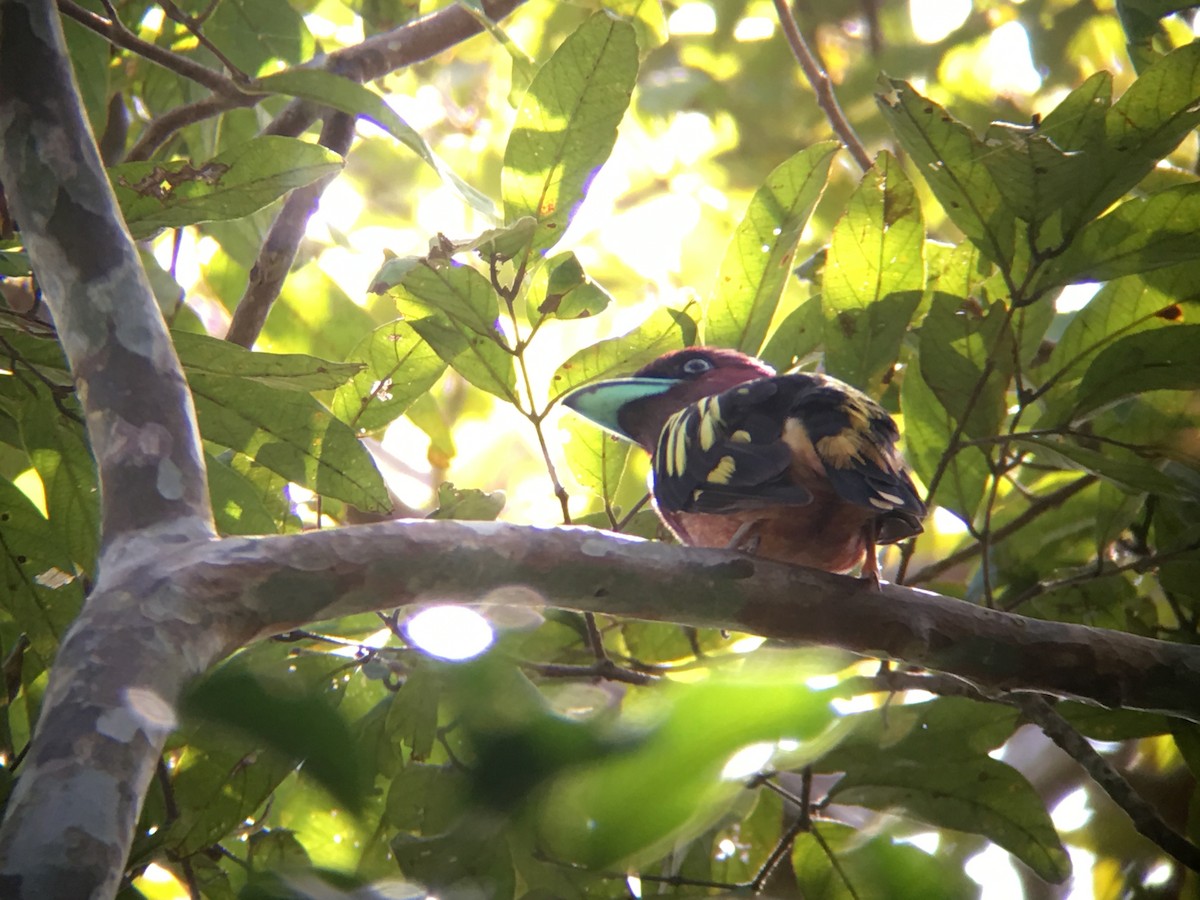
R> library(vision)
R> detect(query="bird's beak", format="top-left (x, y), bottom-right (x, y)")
top-left (560, 377), bottom-right (682, 442)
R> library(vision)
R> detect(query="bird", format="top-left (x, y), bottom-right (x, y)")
top-left (561, 347), bottom-right (925, 580)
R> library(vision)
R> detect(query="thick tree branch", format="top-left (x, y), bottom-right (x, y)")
top-left (126, 0), bottom-right (529, 161)
top-left (5, 518), bottom-right (1200, 893)
top-left (195, 522), bottom-right (1200, 721)
top-left (0, 0), bottom-right (214, 547)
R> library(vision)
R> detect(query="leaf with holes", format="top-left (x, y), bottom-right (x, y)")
top-left (703, 141), bottom-right (838, 355)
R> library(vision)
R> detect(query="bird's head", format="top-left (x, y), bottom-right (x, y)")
top-left (561, 347), bottom-right (774, 450)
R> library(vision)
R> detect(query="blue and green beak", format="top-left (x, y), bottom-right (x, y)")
top-left (560, 377), bottom-right (683, 443)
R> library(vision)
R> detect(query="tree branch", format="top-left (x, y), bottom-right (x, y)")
top-left (1013, 695), bottom-right (1200, 874)
top-left (57, 0), bottom-right (247, 97)
top-left (194, 522), bottom-right (1200, 722)
top-left (5, 518), bottom-right (1200, 892)
top-left (0, 0), bottom-right (214, 548)
top-left (125, 0), bottom-right (529, 161)
top-left (771, 0), bottom-right (872, 172)
top-left (907, 474), bottom-right (1098, 585)
top-left (224, 111), bottom-right (356, 347)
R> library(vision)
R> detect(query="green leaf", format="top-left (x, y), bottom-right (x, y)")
top-left (537, 252), bottom-right (613, 320)
top-left (385, 660), bottom-right (443, 763)
top-left (0, 477), bottom-right (83, 669)
top-left (173, 331), bottom-right (362, 392)
top-left (823, 151), bottom-right (924, 389)
top-left (561, 415), bottom-right (630, 505)
top-left (536, 667), bottom-right (839, 868)
top-left (979, 121), bottom-right (1084, 230)
top-left (0, 250), bottom-right (30, 277)
top-left (1036, 72), bottom-right (1111, 153)
top-left (1014, 436), bottom-right (1181, 497)
top-left (19, 393), bottom-right (97, 575)
top-left (205, 452), bottom-right (281, 536)
top-left (1073, 323), bottom-right (1200, 416)
top-left (1078, 41), bottom-right (1200, 225)
top-left (374, 260), bottom-right (516, 400)
top-left (1022, 577), bottom-right (1154, 633)
top-left (386, 763), bottom-right (469, 834)
top-left (832, 755), bottom-right (1069, 883)
top-left (759, 294), bottom-right (823, 372)
top-left (166, 646), bottom-right (352, 855)
top-left (823, 702), bottom-right (1064, 884)
top-left (183, 665), bottom-right (367, 814)
top-left (702, 141), bottom-right (838, 354)
top-left (61, 12), bottom-right (111, 137)
top-left (793, 821), bottom-right (981, 900)
top-left (918, 295), bottom-right (1014, 440)
top-left (112, 136), bottom-right (343, 238)
top-left (427, 482), bottom-right (505, 521)
top-left (201, 0), bottom-right (313, 71)
top-left (425, 218), bottom-right (538, 264)
top-left (1038, 183), bottom-right (1200, 290)
top-left (820, 698), bottom-right (1020, 770)
top-left (253, 70), bottom-right (497, 218)
top-left (877, 79), bottom-right (1018, 276)
top-left (189, 374), bottom-right (390, 512)
top-left (502, 13), bottom-right (638, 255)
top-left (387, 260), bottom-right (503, 340)
top-left (409, 316), bottom-right (517, 402)
top-left (406, 392), bottom-right (457, 470)
top-left (1037, 268), bottom-right (1199, 413)
top-left (549, 301), bottom-right (698, 399)
top-left (331, 320), bottom-right (447, 433)
top-left (900, 367), bottom-right (987, 524)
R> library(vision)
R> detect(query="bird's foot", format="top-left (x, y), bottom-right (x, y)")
top-left (725, 520), bottom-right (762, 555)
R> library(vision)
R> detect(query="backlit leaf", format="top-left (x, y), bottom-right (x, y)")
top-left (502, 13), bottom-right (638, 255)
top-left (703, 141), bottom-right (838, 354)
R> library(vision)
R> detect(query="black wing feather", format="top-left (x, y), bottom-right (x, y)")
top-left (651, 373), bottom-right (925, 536)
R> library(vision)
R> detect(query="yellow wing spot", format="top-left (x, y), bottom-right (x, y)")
top-left (707, 455), bottom-right (737, 485)
top-left (663, 410), bottom-right (690, 476)
top-left (840, 395), bottom-right (873, 432)
top-left (698, 400), bottom-right (720, 451)
top-left (730, 429), bottom-right (752, 443)
top-left (816, 431), bottom-right (865, 469)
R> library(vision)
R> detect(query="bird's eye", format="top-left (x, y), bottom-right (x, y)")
top-left (682, 357), bottom-right (713, 375)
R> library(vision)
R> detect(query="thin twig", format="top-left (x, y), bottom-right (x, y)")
top-left (127, 93), bottom-right (254, 162)
top-left (1002, 538), bottom-right (1200, 613)
top-left (154, 761), bottom-right (200, 900)
top-left (521, 659), bottom-right (655, 686)
top-left (57, 0), bottom-right (246, 97)
top-left (770, 0), bottom-right (872, 172)
top-left (125, 0), bottom-right (529, 161)
top-left (1014, 695), bottom-right (1200, 874)
top-left (158, 1), bottom-right (250, 82)
top-left (907, 475), bottom-right (1097, 585)
top-left (897, 306), bottom-right (1017, 584)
